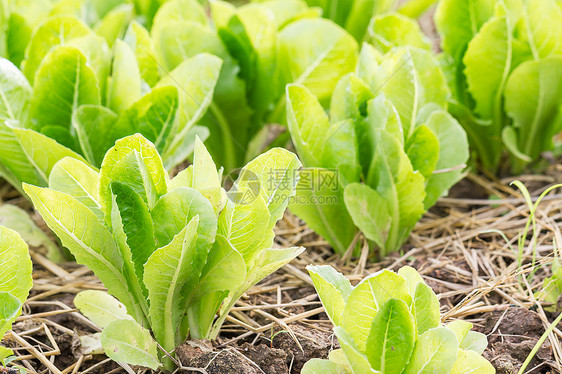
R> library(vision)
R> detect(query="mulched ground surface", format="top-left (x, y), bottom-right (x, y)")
top-left (2, 164), bottom-right (562, 373)
top-left (3, 3), bottom-right (562, 370)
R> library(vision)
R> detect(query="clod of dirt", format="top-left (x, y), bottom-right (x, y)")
top-left (487, 340), bottom-right (552, 374)
top-left (480, 306), bottom-right (553, 373)
top-left (269, 324), bottom-right (337, 373)
top-left (239, 343), bottom-right (289, 374)
top-left (483, 307), bottom-right (544, 337)
top-left (0, 368), bottom-right (19, 374)
top-left (176, 340), bottom-right (260, 374)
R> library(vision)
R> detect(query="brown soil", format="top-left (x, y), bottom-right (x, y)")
top-left (0, 367), bottom-right (19, 374)
top-left (479, 307), bottom-right (556, 374)
top-left (175, 324), bottom-right (336, 374)
top-left (177, 340), bottom-right (262, 374)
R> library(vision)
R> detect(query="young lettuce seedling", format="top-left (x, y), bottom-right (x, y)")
top-left (537, 256), bottom-right (562, 312)
top-left (302, 265), bottom-right (494, 374)
top-left (23, 134), bottom-right (304, 371)
top-left (0, 226), bottom-right (33, 366)
top-left (287, 44), bottom-right (469, 256)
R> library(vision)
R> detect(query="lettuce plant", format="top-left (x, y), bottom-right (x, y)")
top-left (302, 265), bottom-right (494, 374)
top-left (287, 44), bottom-right (469, 256)
top-left (0, 14), bottom-right (221, 193)
top-left (23, 134), bottom-right (303, 370)
top-left (153, 0), bottom-right (359, 170)
top-left (0, 226), bottom-right (33, 365)
top-left (0, 0), bottom-right (136, 67)
top-left (435, 0), bottom-right (562, 173)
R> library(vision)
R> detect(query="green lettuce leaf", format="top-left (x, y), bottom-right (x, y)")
top-left (0, 58), bottom-right (40, 190)
top-left (342, 270), bottom-right (411, 351)
top-left (101, 318), bottom-right (160, 370)
top-left (403, 327), bottom-right (459, 374)
top-left (30, 46), bottom-right (100, 135)
top-left (366, 298), bottom-right (415, 374)
top-left (156, 54), bottom-right (222, 169)
top-left (93, 4), bottom-right (133, 47)
top-left (366, 13), bottom-right (431, 53)
top-left (49, 157), bottom-right (103, 220)
top-left (307, 265), bottom-right (352, 326)
top-left (278, 18), bottom-right (358, 106)
top-left (0, 292), bottom-right (21, 339)
top-left (13, 128), bottom-right (87, 183)
top-left (98, 134), bottom-right (167, 213)
top-left (74, 290), bottom-right (134, 329)
top-left (290, 168), bottom-right (357, 254)
top-left (106, 40), bottom-right (141, 113)
top-left (22, 15), bottom-right (92, 84)
top-left (144, 216), bottom-right (199, 358)
top-left (423, 110), bottom-right (469, 208)
top-left (123, 21), bottom-right (159, 87)
top-left (334, 326), bottom-right (379, 374)
top-left (22, 184), bottom-right (145, 323)
top-left (435, 0), bottom-right (494, 62)
top-left (413, 283), bottom-right (440, 335)
top-left (0, 226), bottom-right (32, 338)
top-left (503, 58), bottom-right (562, 162)
top-left (451, 349), bottom-right (495, 374)
top-left (71, 105), bottom-right (119, 167)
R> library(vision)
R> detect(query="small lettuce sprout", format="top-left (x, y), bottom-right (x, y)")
top-left (0, 226), bottom-right (33, 367)
top-left (23, 134), bottom-right (303, 371)
top-left (302, 265), bottom-right (495, 374)
top-left (287, 44), bottom-right (469, 256)
top-left (537, 256), bottom-right (562, 312)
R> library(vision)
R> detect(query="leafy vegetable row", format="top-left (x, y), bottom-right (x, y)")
top-left (151, 0), bottom-right (360, 170)
top-left (23, 134), bottom-right (303, 370)
top-left (287, 44), bottom-right (469, 256)
top-left (0, 0), bottom-right (362, 183)
top-left (0, 9), bottom-right (222, 194)
top-left (1, 0), bottom-right (461, 194)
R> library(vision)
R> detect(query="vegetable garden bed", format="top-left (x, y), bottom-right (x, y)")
top-left (2, 0), bottom-right (562, 373)
top-left (2, 168), bottom-right (562, 373)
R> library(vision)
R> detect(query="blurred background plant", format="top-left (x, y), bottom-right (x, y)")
top-left (435, 0), bottom-right (562, 174)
